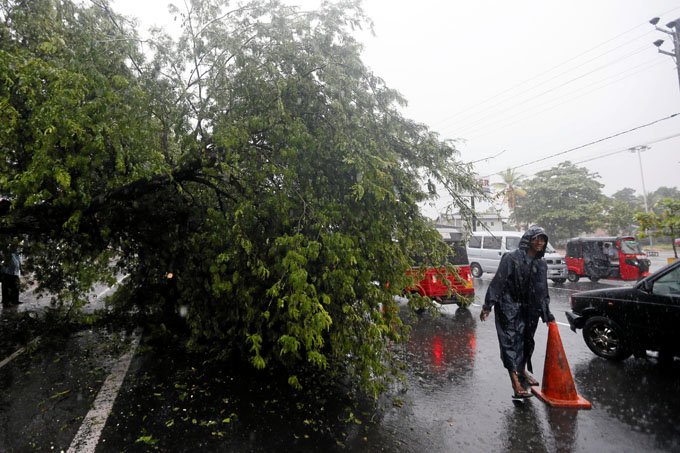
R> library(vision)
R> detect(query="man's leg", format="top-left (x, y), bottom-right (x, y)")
top-left (1, 274), bottom-right (9, 307)
top-left (9, 275), bottom-right (20, 304)
top-left (522, 315), bottom-right (540, 385)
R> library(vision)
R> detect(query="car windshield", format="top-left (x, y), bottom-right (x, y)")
top-left (446, 241), bottom-right (469, 265)
top-left (620, 238), bottom-right (642, 254)
top-left (411, 241), bottom-right (469, 266)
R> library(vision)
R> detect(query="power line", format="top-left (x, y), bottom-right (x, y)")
top-left (462, 59), bottom-right (667, 140)
top-left (434, 21), bottom-right (655, 128)
top-left (573, 131), bottom-right (680, 165)
top-left (434, 5), bottom-right (680, 139)
top-left (479, 113), bottom-right (680, 178)
top-left (444, 35), bottom-right (655, 133)
top-left (451, 44), bottom-right (652, 136)
top-left (468, 149), bottom-right (506, 164)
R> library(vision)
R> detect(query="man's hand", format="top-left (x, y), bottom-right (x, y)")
top-left (480, 307), bottom-right (491, 321)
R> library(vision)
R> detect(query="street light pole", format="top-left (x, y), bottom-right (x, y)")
top-left (650, 17), bottom-right (680, 96)
top-left (648, 17), bottom-right (680, 249)
top-left (630, 145), bottom-right (650, 213)
top-left (630, 145), bottom-right (652, 246)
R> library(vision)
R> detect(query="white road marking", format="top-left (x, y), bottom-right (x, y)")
top-left (0, 336), bottom-right (42, 371)
top-left (0, 346), bottom-right (26, 370)
top-left (549, 286), bottom-right (581, 293)
top-left (96, 274), bottom-right (130, 299)
top-left (67, 331), bottom-right (141, 453)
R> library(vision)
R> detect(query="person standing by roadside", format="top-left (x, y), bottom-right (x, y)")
top-left (479, 226), bottom-right (555, 398)
top-left (1, 250), bottom-right (21, 307)
top-left (605, 242), bottom-right (619, 264)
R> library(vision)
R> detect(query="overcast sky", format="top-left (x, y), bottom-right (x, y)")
top-left (110, 0), bottom-right (680, 217)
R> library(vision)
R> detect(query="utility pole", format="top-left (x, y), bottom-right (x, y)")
top-left (469, 178), bottom-right (490, 232)
top-left (471, 195), bottom-right (476, 232)
top-left (629, 145), bottom-right (650, 214)
top-left (629, 145), bottom-right (653, 247)
top-left (648, 17), bottom-right (680, 248)
top-left (650, 17), bottom-right (680, 95)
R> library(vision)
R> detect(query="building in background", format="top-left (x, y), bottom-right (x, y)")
top-left (435, 209), bottom-right (509, 237)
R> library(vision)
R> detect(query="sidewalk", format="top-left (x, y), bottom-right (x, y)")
top-left (647, 250), bottom-right (677, 273)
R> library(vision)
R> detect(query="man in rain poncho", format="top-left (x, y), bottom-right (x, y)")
top-left (480, 226), bottom-right (555, 398)
top-left (1, 251), bottom-right (21, 307)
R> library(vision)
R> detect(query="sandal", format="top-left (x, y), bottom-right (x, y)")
top-left (513, 389), bottom-right (533, 399)
top-left (523, 372), bottom-right (539, 386)
top-left (509, 371), bottom-right (532, 399)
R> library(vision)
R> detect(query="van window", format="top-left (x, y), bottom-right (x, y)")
top-left (506, 237), bottom-right (520, 250)
top-left (484, 236), bottom-right (502, 250)
top-left (468, 235), bottom-right (481, 248)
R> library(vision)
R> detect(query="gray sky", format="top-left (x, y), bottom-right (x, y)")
top-left (110, 0), bottom-right (680, 217)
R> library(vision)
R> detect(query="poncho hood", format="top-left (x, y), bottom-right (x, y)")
top-left (518, 225), bottom-right (549, 259)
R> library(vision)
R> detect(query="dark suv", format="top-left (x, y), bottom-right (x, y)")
top-left (566, 259), bottom-right (680, 361)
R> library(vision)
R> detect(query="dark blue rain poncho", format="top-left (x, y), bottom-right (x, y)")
top-left (482, 226), bottom-right (554, 373)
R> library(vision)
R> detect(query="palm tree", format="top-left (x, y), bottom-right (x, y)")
top-left (492, 168), bottom-right (527, 224)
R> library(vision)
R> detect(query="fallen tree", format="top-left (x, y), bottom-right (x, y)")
top-left (0, 0), bottom-right (480, 395)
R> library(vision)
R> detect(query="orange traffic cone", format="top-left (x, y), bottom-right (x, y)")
top-left (531, 322), bottom-right (592, 409)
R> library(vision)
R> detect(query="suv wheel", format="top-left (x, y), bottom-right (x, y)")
top-left (470, 263), bottom-right (483, 278)
top-left (552, 278), bottom-right (566, 284)
top-left (567, 271), bottom-right (579, 282)
top-left (582, 316), bottom-right (631, 361)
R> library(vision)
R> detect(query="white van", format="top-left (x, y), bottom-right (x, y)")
top-left (466, 231), bottom-right (568, 283)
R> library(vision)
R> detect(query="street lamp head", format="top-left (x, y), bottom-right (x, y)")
top-left (654, 39), bottom-right (665, 48)
top-left (649, 17), bottom-right (660, 26)
top-left (666, 20), bottom-right (677, 28)
top-left (629, 145), bottom-right (650, 153)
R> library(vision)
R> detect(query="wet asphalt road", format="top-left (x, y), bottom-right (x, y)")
top-left (371, 277), bottom-right (680, 453)
top-left (1, 255), bottom-right (679, 452)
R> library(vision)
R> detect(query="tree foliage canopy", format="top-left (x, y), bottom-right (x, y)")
top-left (611, 188), bottom-right (642, 207)
top-left (513, 161), bottom-right (604, 242)
top-left (601, 199), bottom-right (637, 236)
top-left (648, 187), bottom-right (680, 214)
top-left (602, 187), bottom-right (643, 237)
top-left (595, 186), bottom-right (680, 238)
top-left (636, 198), bottom-right (680, 258)
top-left (0, 0), bottom-right (479, 394)
top-left (491, 168), bottom-right (525, 228)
